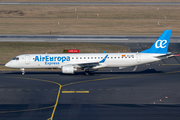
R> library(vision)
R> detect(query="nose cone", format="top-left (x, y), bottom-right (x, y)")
top-left (5, 62), bottom-right (11, 68)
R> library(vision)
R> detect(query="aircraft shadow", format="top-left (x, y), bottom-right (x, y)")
top-left (3, 69), bottom-right (162, 75)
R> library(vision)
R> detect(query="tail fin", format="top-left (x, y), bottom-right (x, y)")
top-left (140, 30), bottom-right (172, 54)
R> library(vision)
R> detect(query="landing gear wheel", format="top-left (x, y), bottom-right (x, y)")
top-left (20, 68), bottom-right (25, 75)
top-left (85, 71), bottom-right (89, 76)
top-left (22, 72), bottom-right (25, 75)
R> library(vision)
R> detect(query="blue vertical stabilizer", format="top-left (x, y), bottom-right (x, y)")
top-left (140, 30), bottom-right (172, 54)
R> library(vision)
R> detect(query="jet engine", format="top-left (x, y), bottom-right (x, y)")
top-left (62, 65), bottom-right (77, 74)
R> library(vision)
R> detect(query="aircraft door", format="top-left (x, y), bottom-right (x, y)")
top-left (25, 55), bottom-right (30, 64)
top-left (136, 53), bottom-right (141, 63)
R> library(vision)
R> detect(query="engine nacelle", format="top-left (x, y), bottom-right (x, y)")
top-left (62, 65), bottom-right (77, 74)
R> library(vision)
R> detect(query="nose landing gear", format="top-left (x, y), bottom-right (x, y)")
top-left (20, 68), bottom-right (25, 75)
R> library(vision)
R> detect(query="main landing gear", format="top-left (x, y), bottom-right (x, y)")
top-left (85, 71), bottom-right (89, 76)
top-left (133, 66), bottom-right (138, 71)
top-left (84, 69), bottom-right (90, 76)
top-left (84, 68), bottom-right (95, 76)
top-left (20, 68), bottom-right (25, 75)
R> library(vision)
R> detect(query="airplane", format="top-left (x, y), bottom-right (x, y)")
top-left (5, 29), bottom-right (172, 75)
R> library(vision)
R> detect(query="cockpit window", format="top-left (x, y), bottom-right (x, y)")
top-left (12, 57), bottom-right (19, 60)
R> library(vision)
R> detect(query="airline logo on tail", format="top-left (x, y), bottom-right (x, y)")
top-left (140, 29), bottom-right (172, 54)
top-left (155, 40), bottom-right (167, 48)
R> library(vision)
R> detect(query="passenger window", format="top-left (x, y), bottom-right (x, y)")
top-left (80, 57), bottom-right (82, 59)
top-left (88, 57), bottom-right (89, 59)
top-left (16, 57), bottom-right (19, 60)
top-left (91, 57), bottom-right (93, 59)
top-left (95, 57), bottom-right (96, 59)
top-left (98, 57), bottom-right (100, 59)
top-left (76, 57), bottom-right (78, 59)
top-left (101, 57), bottom-right (103, 59)
top-left (108, 57), bottom-right (109, 59)
top-left (72, 57), bottom-right (74, 59)
top-left (114, 57), bottom-right (116, 59)
top-left (111, 57), bottom-right (113, 59)
top-left (84, 57), bottom-right (86, 59)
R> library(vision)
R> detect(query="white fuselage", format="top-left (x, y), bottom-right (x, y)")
top-left (5, 53), bottom-right (166, 70)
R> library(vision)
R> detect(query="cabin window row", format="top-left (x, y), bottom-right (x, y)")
top-left (71, 56), bottom-right (134, 59)
top-left (33, 56), bottom-right (134, 60)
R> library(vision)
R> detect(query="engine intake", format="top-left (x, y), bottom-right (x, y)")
top-left (62, 65), bottom-right (77, 74)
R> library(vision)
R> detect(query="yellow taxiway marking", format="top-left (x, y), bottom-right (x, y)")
top-left (6, 77), bottom-right (62, 120)
top-left (62, 91), bottom-right (89, 93)
top-left (0, 89), bottom-right (4, 91)
top-left (48, 85), bottom-right (61, 120)
top-left (76, 91), bottom-right (89, 93)
top-left (61, 75), bottom-right (134, 87)
top-left (165, 71), bottom-right (180, 74)
top-left (8, 89), bottom-right (13, 91)
top-left (17, 89), bottom-right (21, 91)
top-left (98, 89), bottom-right (102, 90)
top-left (162, 64), bottom-right (180, 65)
top-left (62, 91), bottom-right (75, 93)
top-left (116, 89), bottom-right (120, 90)
top-left (0, 105), bottom-right (54, 114)
top-left (107, 89), bottom-right (111, 90)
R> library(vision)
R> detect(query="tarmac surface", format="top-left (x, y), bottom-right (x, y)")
top-left (0, 35), bottom-right (180, 43)
top-left (0, 2), bottom-right (180, 5)
top-left (0, 42), bottom-right (180, 120)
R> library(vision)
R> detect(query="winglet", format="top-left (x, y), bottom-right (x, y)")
top-left (103, 51), bottom-right (106, 53)
top-left (140, 29), bottom-right (172, 54)
top-left (99, 55), bottom-right (108, 63)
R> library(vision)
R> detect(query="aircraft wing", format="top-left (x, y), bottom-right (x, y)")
top-left (64, 54), bottom-right (108, 70)
top-left (76, 62), bottom-right (100, 69)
